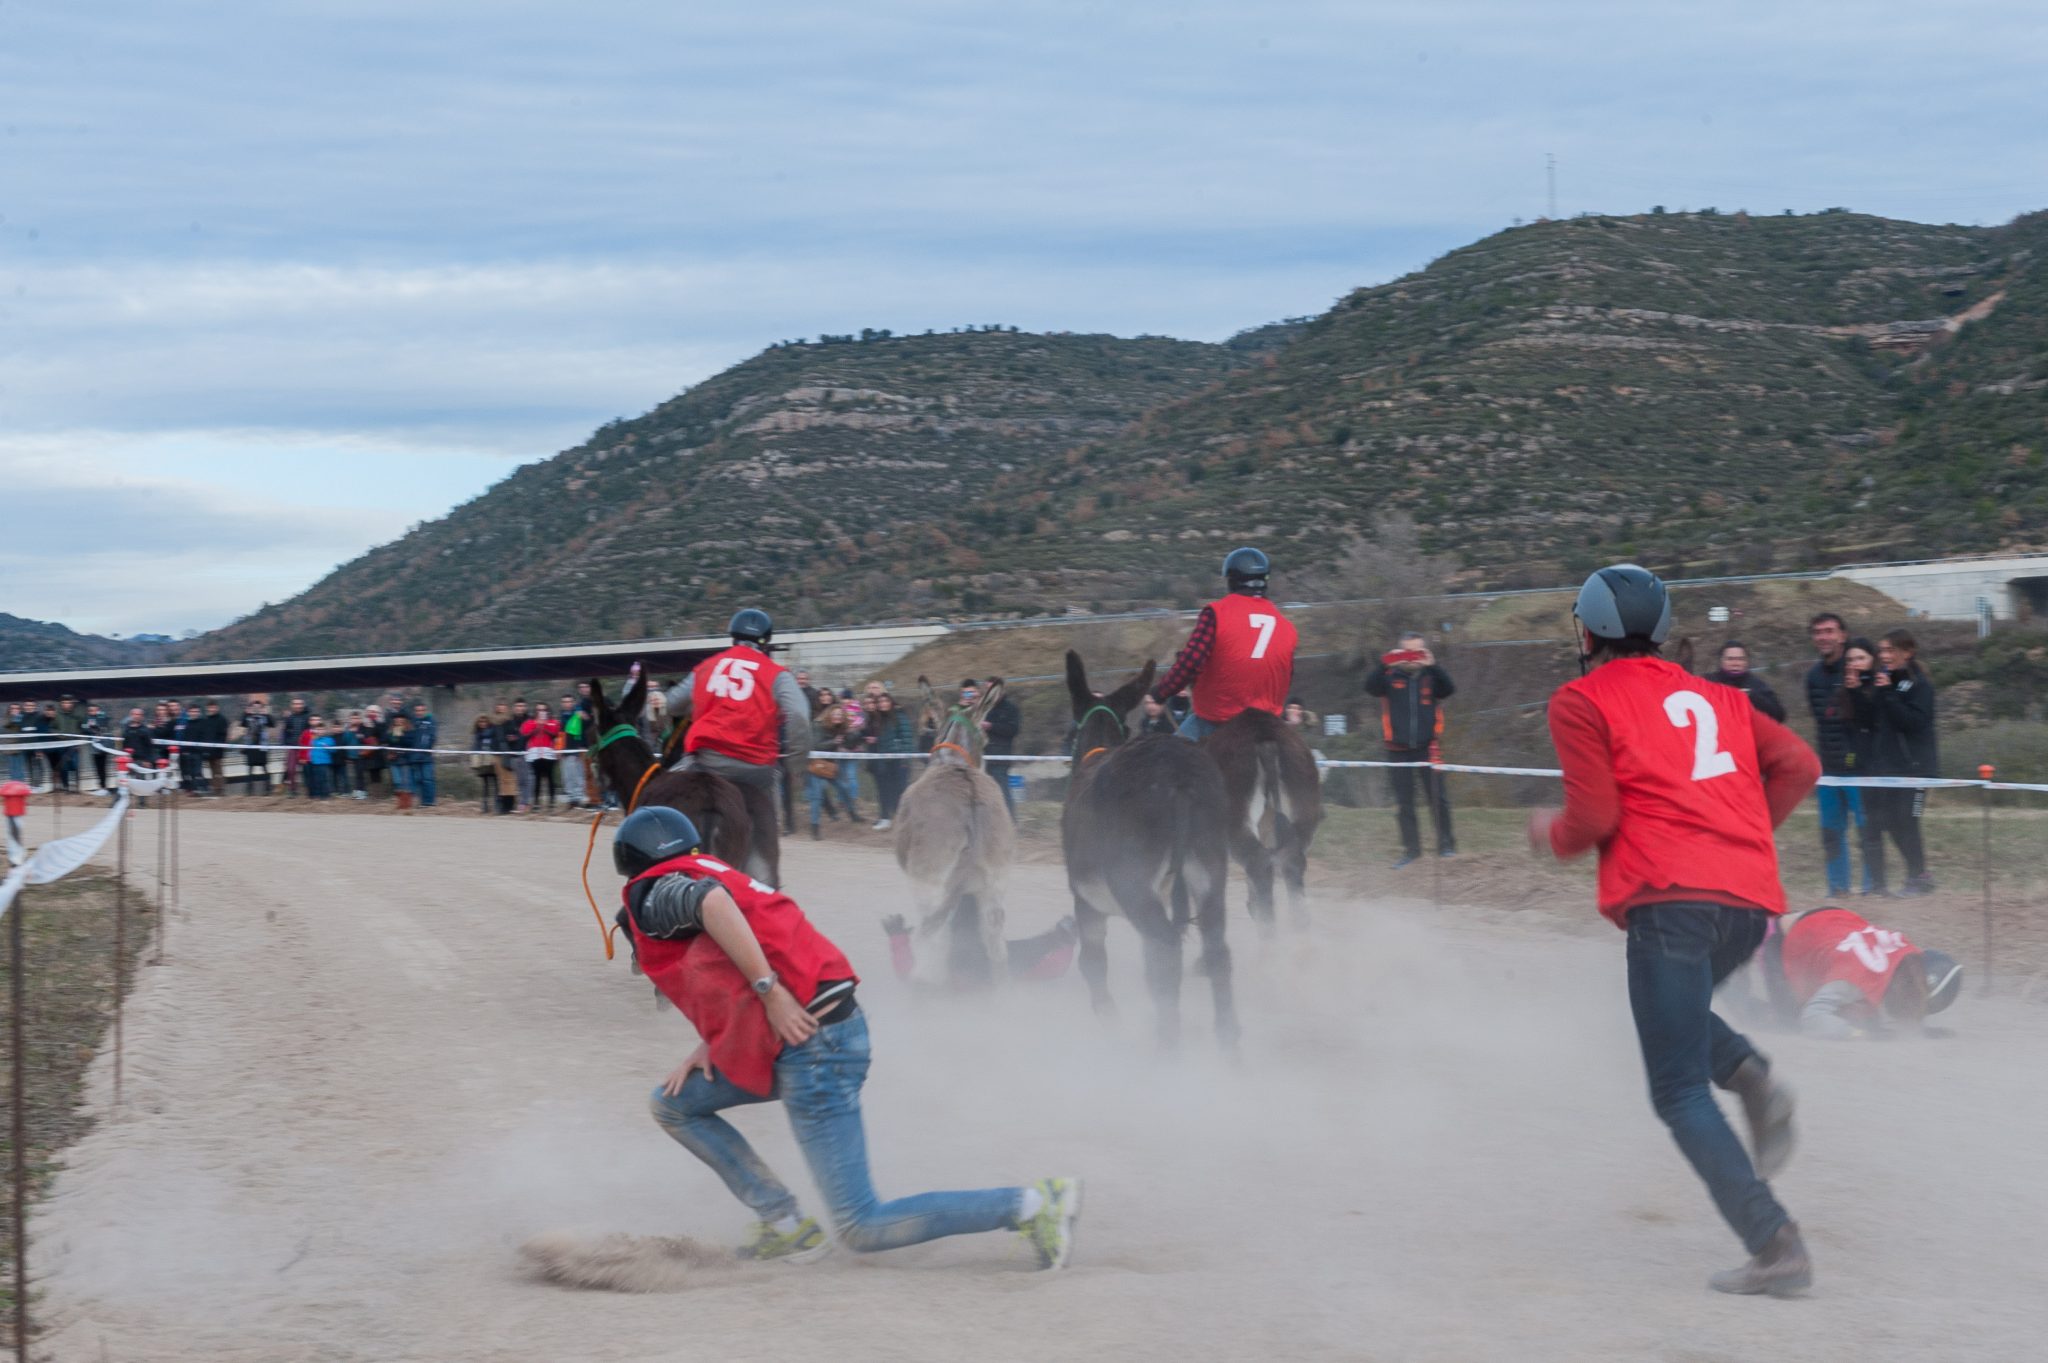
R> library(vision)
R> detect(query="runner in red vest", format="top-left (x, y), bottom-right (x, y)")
top-left (662, 608), bottom-right (812, 882)
top-left (1152, 546), bottom-right (1297, 740)
top-left (611, 806), bottom-right (1082, 1268)
top-left (1529, 563), bottom-right (1821, 1297)
top-left (1741, 906), bottom-right (1961, 1039)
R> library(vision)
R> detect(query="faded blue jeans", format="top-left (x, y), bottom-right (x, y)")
top-left (1174, 712), bottom-right (1217, 741)
top-left (1815, 785), bottom-right (1869, 895)
top-left (1626, 902), bottom-right (1790, 1255)
top-left (649, 1009), bottom-right (1024, 1251)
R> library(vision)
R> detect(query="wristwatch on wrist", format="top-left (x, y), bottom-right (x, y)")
top-left (751, 971), bottom-right (779, 998)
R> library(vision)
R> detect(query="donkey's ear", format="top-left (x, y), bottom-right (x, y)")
top-left (917, 674), bottom-right (938, 713)
top-left (621, 668), bottom-right (648, 719)
top-left (1105, 660), bottom-right (1155, 716)
top-left (588, 678), bottom-right (613, 723)
top-left (975, 679), bottom-right (1005, 720)
top-left (1064, 651), bottom-right (1091, 711)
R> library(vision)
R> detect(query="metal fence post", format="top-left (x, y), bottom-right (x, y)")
top-left (4, 784), bottom-right (31, 1362)
top-left (1978, 764), bottom-right (1995, 996)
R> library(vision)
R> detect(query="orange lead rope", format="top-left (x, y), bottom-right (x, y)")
top-left (579, 758), bottom-right (666, 960)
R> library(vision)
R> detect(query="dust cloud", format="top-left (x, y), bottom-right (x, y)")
top-left (20, 807), bottom-right (2048, 1361)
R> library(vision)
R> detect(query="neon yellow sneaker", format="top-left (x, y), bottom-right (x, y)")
top-left (1018, 1177), bottom-right (1082, 1270)
top-left (737, 1217), bottom-right (829, 1264)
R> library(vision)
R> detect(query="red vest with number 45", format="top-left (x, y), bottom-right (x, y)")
top-left (687, 645), bottom-right (786, 766)
top-left (1191, 594), bottom-right (1297, 723)
top-left (1562, 657), bottom-right (1787, 922)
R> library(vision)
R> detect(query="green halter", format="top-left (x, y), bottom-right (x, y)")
top-left (593, 723), bottom-right (644, 752)
top-left (1070, 703), bottom-right (1127, 757)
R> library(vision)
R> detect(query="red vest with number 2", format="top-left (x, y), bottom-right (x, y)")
top-left (1780, 906), bottom-right (1919, 1009)
top-left (621, 853), bottom-right (857, 1097)
top-left (687, 645), bottom-right (786, 766)
top-left (1191, 595), bottom-right (1297, 723)
top-left (1563, 657), bottom-right (1787, 924)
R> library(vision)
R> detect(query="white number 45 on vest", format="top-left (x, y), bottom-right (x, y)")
top-left (707, 656), bottom-right (760, 702)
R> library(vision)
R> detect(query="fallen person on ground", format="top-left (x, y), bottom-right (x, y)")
top-left (1727, 905), bottom-right (1961, 1039)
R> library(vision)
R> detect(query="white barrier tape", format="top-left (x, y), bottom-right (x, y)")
top-left (1317, 759), bottom-right (1566, 777)
top-left (812, 752), bottom-right (1071, 763)
top-left (0, 737), bottom-right (98, 752)
top-left (0, 792), bottom-right (130, 921)
top-left (85, 736), bottom-right (594, 758)
top-left (1814, 775), bottom-right (1981, 789)
top-left (1984, 781), bottom-right (2048, 794)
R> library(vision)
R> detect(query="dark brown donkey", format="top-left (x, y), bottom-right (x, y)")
top-left (587, 674), bottom-right (763, 882)
top-left (1061, 652), bottom-right (1238, 1049)
top-left (1202, 710), bottom-right (1323, 931)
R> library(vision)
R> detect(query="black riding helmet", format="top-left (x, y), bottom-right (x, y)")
top-left (613, 806), bottom-right (704, 878)
top-left (1921, 949), bottom-right (1963, 1015)
top-left (1223, 546), bottom-right (1270, 595)
top-left (1573, 563), bottom-right (1672, 643)
top-left (729, 607), bottom-right (774, 647)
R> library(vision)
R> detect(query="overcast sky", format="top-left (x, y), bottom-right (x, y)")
top-left (3, 1), bottom-right (2043, 638)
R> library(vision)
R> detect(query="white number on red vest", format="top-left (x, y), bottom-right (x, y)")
top-left (1663, 692), bottom-right (1738, 782)
top-left (1838, 927), bottom-right (1908, 974)
top-left (707, 657), bottom-right (760, 702)
top-left (1248, 613), bottom-right (1277, 660)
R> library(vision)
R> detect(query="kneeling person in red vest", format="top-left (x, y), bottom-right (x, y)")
top-left (613, 806), bottom-right (1081, 1267)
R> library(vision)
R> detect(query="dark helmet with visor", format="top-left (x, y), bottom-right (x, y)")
top-left (1573, 563), bottom-right (1672, 644)
top-left (728, 607), bottom-right (774, 647)
top-left (1223, 546), bottom-right (1271, 595)
top-left (613, 806), bottom-right (704, 878)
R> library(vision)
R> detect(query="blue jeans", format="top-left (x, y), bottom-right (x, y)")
top-left (414, 760), bottom-right (437, 806)
top-left (805, 768), bottom-right (858, 824)
top-left (1625, 902), bottom-right (1789, 1255)
top-left (1175, 712), bottom-right (1217, 741)
top-left (648, 1010), bottom-right (1023, 1252)
top-left (1815, 785), bottom-right (1868, 895)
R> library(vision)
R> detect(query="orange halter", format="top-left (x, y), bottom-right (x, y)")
top-left (929, 741), bottom-right (974, 765)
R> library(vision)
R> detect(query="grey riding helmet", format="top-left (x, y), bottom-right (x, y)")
top-left (1573, 563), bottom-right (1672, 643)
top-left (1921, 949), bottom-right (1963, 1015)
top-left (1223, 546), bottom-right (1270, 594)
top-left (728, 607), bottom-right (774, 646)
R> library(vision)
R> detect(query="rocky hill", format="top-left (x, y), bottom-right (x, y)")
top-left (188, 329), bottom-right (1249, 658)
top-left (927, 208), bottom-right (2047, 610)
top-left (0, 615), bottom-right (170, 674)
top-left (177, 207), bottom-right (2047, 657)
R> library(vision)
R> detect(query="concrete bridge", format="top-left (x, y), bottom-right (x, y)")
top-left (1832, 554), bottom-right (2048, 624)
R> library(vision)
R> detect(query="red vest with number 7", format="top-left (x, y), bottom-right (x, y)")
top-left (687, 645), bottom-right (787, 766)
top-left (1190, 594), bottom-right (1297, 723)
top-left (1561, 657), bottom-right (1787, 923)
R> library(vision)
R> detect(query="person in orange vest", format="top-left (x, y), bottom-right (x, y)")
top-left (1364, 631), bottom-right (1457, 866)
top-left (1529, 563), bottom-right (1821, 1298)
top-left (613, 805), bottom-right (1082, 1267)
top-left (663, 608), bottom-right (812, 882)
top-left (1151, 547), bottom-right (1297, 740)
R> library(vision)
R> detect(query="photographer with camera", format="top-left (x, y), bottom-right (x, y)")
top-left (1364, 631), bottom-right (1456, 867)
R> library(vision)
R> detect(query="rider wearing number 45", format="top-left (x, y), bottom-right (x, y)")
top-left (1529, 564), bottom-right (1823, 1299)
top-left (1152, 547), bottom-right (1297, 740)
top-left (664, 609), bottom-right (812, 883)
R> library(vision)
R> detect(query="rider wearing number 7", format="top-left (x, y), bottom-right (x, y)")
top-left (664, 609), bottom-right (813, 884)
top-left (1151, 546), bottom-right (1297, 741)
top-left (1528, 564), bottom-right (1822, 1298)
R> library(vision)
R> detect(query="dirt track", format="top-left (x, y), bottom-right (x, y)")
top-left (23, 808), bottom-right (2048, 1362)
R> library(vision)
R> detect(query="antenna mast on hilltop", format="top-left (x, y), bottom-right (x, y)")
top-left (1546, 153), bottom-right (1557, 219)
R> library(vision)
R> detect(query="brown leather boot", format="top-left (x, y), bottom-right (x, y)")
top-left (1710, 1223), bottom-right (1812, 1297)
top-left (1722, 1056), bottom-right (1795, 1178)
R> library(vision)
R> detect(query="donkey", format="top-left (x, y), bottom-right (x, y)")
top-left (890, 677), bottom-right (1016, 986)
top-left (1203, 710), bottom-right (1323, 931)
top-left (1061, 652), bottom-right (1238, 1049)
top-left (586, 674), bottom-right (762, 882)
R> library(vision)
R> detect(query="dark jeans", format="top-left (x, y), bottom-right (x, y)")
top-left (1387, 751), bottom-right (1454, 857)
top-left (306, 765), bottom-right (333, 799)
top-left (985, 760), bottom-right (1016, 818)
top-left (1861, 786), bottom-right (1928, 889)
top-left (870, 760), bottom-right (910, 820)
top-left (1625, 901), bottom-right (1789, 1255)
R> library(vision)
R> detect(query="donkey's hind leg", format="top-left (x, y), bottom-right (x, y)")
top-left (1139, 925), bottom-right (1185, 1051)
top-left (1073, 897), bottom-right (1114, 1018)
top-left (1233, 830), bottom-right (1278, 937)
top-left (1191, 854), bottom-right (1239, 1050)
top-left (1279, 820), bottom-right (1312, 931)
top-left (737, 782), bottom-right (781, 888)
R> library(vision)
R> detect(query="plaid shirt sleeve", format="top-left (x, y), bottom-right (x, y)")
top-left (1152, 606), bottom-right (1217, 701)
